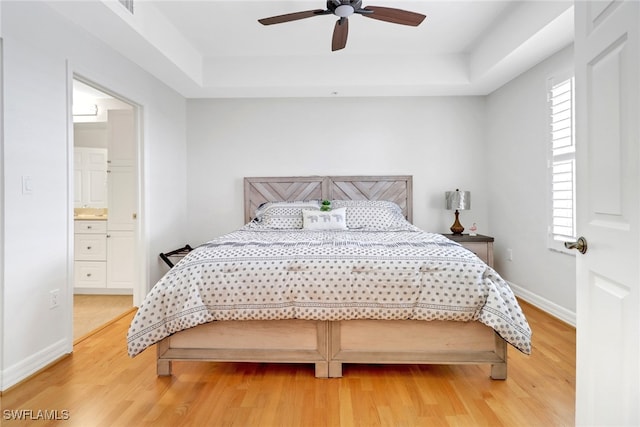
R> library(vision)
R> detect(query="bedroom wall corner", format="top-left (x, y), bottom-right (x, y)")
top-left (485, 44), bottom-right (576, 315)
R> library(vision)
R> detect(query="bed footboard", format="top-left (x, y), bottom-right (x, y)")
top-left (155, 319), bottom-right (507, 380)
top-left (156, 319), bottom-right (330, 378)
top-left (328, 320), bottom-right (507, 379)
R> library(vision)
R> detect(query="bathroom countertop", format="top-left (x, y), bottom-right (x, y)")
top-left (74, 214), bottom-right (108, 220)
top-left (74, 208), bottom-right (108, 221)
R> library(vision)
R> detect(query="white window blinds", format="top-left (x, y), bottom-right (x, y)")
top-left (549, 77), bottom-right (576, 247)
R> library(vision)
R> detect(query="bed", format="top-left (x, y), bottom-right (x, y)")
top-left (127, 175), bottom-right (531, 379)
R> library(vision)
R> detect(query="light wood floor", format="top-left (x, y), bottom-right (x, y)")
top-left (2, 300), bottom-right (575, 426)
top-left (73, 294), bottom-right (133, 342)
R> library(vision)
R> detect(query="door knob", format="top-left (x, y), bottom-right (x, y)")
top-left (564, 236), bottom-right (588, 254)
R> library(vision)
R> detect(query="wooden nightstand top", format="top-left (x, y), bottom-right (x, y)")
top-left (444, 234), bottom-right (494, 243)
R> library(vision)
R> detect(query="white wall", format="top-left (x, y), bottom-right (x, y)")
top-left (486, 45), bottom-right (576, 322)
top-left (186, 97), bottom-right (489, 244)
top-left (0, 12), bottom-right (5, 397)
top-left (0, 2), bottom-right (188, 390)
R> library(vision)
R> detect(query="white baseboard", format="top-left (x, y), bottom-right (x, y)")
top-left (508, 281), bottom-right (576, 327)
top-left (1, 339), bottom-right (71, 391)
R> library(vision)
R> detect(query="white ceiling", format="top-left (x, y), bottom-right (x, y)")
top-left (49, 0), bottom-right (574, 98)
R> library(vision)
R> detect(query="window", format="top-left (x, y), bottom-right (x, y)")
top-left (548, 75), bottom-right (576, 252)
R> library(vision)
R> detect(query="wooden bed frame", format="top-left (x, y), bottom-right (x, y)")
top-left (156, 176), bottom-right (508, 379)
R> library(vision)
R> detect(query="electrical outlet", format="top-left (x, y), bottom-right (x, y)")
top-left (50, 289), bottom-right (60, 309)
top-left (506, 248), bottom-right (513, 261)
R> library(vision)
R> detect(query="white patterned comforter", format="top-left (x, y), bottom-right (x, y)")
top-left (127, 227), bottom-right (532, 357)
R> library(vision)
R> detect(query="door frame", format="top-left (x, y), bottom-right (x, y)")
top-left (66, 65), bottom-right (146, 343)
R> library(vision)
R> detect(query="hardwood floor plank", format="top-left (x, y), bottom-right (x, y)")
top-left (73, 294), bottom-right (133, 342)
top-left (1, 300), bottom-right (575, 426)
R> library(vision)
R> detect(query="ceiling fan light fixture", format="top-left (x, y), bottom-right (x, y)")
top-left (258, 1), bottom-right (426, 51)
top-left (335, 5), bottom-right (354, 17)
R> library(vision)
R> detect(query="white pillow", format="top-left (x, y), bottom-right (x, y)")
top-left (331, 199), bottom-right (403, 214)
top-left (330, 200), bottom-right (411, 230)
top-left (302, 207), bottom-right (347, 230)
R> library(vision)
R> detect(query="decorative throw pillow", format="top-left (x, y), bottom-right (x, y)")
top-left (302, 207), bottom-right (347, 230)
top-left (254, 201), bottom-right (320, 229)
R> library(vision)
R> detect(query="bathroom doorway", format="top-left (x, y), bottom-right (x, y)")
top-left (71, 78), bottom-right (139, 341)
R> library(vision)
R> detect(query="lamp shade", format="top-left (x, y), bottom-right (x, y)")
top-left (445, 189), bottom-right (470, 211)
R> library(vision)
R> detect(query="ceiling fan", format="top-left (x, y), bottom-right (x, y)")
top-left (258, 0), bottom-right (426, 52)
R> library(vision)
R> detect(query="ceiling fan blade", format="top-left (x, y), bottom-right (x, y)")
top-left (360, 6), bottom-right (426, 26)
top-left (258, 9), bottom-right (327, 25)
top-left (332, 18), bottom-right (349, 51)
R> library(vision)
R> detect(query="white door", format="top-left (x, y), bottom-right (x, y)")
top-left (107, 109), bottom-right (135, 167)
top-left (74, 147), bottom-right (108, 208)
top-left (84, 148), bottom-right (108, 207)
top-left (574, 1), bottom-right (639, 425)
top-left (107, 165), bottom-right (136, 231)
top-left (107, 231), bottom-right (135, 289)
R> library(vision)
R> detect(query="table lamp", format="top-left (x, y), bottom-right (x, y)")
top-left (445, 189), bottom-right (470, 235)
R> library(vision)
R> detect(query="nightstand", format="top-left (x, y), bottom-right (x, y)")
top-left (445, 234), bottom-right (494, 267)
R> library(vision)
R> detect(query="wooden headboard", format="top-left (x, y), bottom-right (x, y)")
top-left (243, 175), bottom-right (413, 223)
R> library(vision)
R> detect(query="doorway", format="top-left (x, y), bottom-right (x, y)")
top-left (71, 78), bottom-right (139, 341)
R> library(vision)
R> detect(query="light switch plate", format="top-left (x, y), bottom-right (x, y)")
top-left (22, 175), bottom-right (34, 195)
